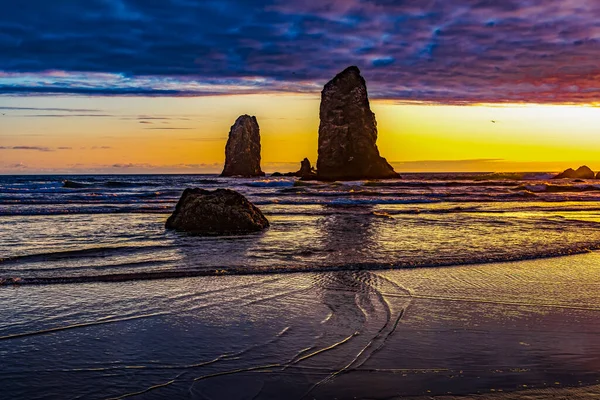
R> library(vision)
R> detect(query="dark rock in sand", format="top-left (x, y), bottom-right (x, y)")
top-left (554, 165), bottom-right (595, 179)
top-left (316, 66), bottom-right (399, 181)
top-left (165, 188), bottom-right (269, 235)
top-left (221, 115), bottom-right (265, 177)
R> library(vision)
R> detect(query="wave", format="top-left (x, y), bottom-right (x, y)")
top-left (513, 184), bottom-right (600, 193)
top-left (2, 244), bottom-right (599, 286)
top-left (0, 245), bottom-right (172, 265)
top-left (194, 179), bottom-right (222, 184)
top-left (254, 198), bottom-right (442, 206)
top-left (62, 180), bottom-right (173, 189)
top-left (0, 192), bottom-right (179, 204)
top-left (63, 180), bottom-right (91, 188)
top-left (0, 207), bottom-right (173, 216)
top-left (104, 181), bottom-right (161, 188)
top-left (364, 180), bottom-right (520, 188)
top-left (293, 181), bottom-right (325, 187)
top-left (244, 180), bottom-right (295, 188)
top-left (264, 206), bottom-right (482, 216)
top-left (257, 189), bottom-right (433, 198)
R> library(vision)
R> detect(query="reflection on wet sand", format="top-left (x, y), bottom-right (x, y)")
top-left (2, 252), bottom-right (600, 399)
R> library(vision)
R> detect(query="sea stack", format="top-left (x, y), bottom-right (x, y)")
top-left (221, 115), bottom-right (265, 177)
top-left (316, 66), bottom-right (399, 181)
top-left (298, 158), bottom-right (317, 180)
top-left (554, 165), bottom-right (595, 179)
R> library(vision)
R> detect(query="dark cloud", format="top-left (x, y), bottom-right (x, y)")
top-left (122, 115), bottom-right (192, 121)
top-left (0, 106), bottom-right (102, 112)
top-left (112, 163), bottom-right (136, 168)
top-left (179, 137), bottom-right (227, 142)
top-left (144, 127), bottom-right (193, 130)
top-left (0, 145), bottom-right (76, 151)
top-left (112, 163), bottom-right (153, 169)
top-left (0, 146), bottom-right (53, 152)
top-left (17, 114), bottom-right (115, 117)
top-left (1, 0), bottom-right (599, 103)
top-left (136, 116), bottom-right (190, 120)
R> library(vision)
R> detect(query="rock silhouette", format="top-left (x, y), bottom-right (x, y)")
top-left (270, 158), bottom-right (317, 179)
top-left (166, 188), bottom-right (269, 235)
top-left (221, 115), bottom-right (265, 177)
top-left (316, 66), bottom-right (399, 181)
top-left (63, 180), bottom-right (90, 188)
top-left (298, 158), bottom-right (317, 180)
top-left (554, 166), bottom-right (595, 179)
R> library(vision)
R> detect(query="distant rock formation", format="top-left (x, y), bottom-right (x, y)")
top-left (221, 115), bottom-right (265, 177)
top-left (269, 158), bottom-right (317, 179)
top-left (596, 171), bottom-right (600, 179)
top-left (316, 66), bottom-right (399, 181)
top-left (166, 188), bottom-right (269, 235)
top-left (270, 171), bottom-right (297, 177)
top-left (298, 158), bottom-right (317, 180)
top-left (554, 166), bottom-right (595, 179)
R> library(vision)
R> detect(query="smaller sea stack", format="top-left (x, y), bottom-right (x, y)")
top-left (298, 158), bottom-right (317, 180)
top-left (554, 166), bottom-right (595, 179)
top-left (221, 115), bottom-right (265, 177)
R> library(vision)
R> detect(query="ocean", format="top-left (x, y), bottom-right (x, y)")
top-left (2, 173), bottom-right (600, 399)
top-left (4, 172), bottom-right (600, 283)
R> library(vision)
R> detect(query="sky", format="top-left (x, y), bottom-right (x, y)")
top-left (1, 0), bottom-right (600, 173)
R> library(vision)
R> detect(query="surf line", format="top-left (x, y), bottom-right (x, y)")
top-left (0, 312), bottom-right (168, 341)
top-left (381, 292), bottom-right (600, 312)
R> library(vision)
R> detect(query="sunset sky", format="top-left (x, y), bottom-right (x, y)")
top-left (2, 0), bottom-right (600, 174)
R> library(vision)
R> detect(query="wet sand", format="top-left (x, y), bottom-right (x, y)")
top-left (422, 384), bottom-right (600, 400)
top-left (2, 252), bottom-right (600, 399)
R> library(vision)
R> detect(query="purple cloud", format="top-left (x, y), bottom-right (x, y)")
top-left (1, 0), bottom-right (599, 104)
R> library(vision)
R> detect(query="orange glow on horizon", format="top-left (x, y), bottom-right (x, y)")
top-left (2, 95), bottom-right (600, 174)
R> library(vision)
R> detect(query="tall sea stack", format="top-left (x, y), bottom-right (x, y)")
top-left (317, 66), bottom-right (399, 181)
top-left (221, 115), bottom-right (265, 177)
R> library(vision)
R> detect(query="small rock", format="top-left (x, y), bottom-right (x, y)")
top-left (166, 188), bottom-right (269, 235)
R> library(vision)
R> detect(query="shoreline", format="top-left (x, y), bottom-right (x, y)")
top-left (417, 383), bottom-right (600, 399)
top-left (2, 247), bottom-right (598, 287)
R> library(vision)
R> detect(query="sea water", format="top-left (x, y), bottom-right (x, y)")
top-left (2, 173), bottom-right (600, 399)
